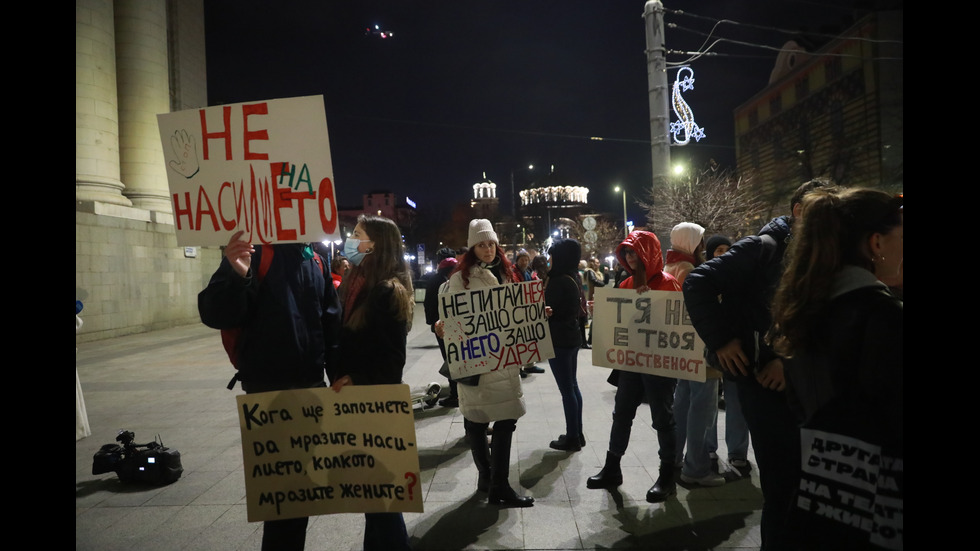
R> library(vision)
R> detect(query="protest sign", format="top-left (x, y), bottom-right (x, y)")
top-left (439, 280), bottom-right (554, 379)
top-left (157, 95), bottom-right (339, 247)
top-left (236, 384), bottom-right (422, 523)
top-left (795, 428), bottom-right (904, 549)
top-left (591, 287), bottom-right (706, 382)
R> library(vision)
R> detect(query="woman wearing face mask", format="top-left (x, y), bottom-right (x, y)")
top-left (331, 214), bottom-right (414, 550)
top-left (770, 188), bottom-right (903, 550)
top-left (435, 219), bottom-right (533, 507)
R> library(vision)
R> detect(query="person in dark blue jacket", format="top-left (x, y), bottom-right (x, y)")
top-left (682, 179), bottom-right (832, 551)
top-left (198, 230), bottom-right (341, 551)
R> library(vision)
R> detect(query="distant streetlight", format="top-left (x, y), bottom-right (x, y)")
top-left (614, 185), bottom-right (628, 239)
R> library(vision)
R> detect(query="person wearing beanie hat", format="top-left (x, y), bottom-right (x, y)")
top-left (467, 219), bottom-right (499, 249)
top-left (666, 222), bottom-right (727, 488)
top-left (705, 235), bottom-right (732, 261)
top-left (435, 219), bottom-right (533, 507)
top-left (700, 232), bottom-right (752, 476)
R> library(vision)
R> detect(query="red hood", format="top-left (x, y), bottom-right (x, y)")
top-left (616, 231), bottom-right (664, 277)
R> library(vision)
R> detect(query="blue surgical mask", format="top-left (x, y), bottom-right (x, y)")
top-left (344, 237), bottom-right (372, 266)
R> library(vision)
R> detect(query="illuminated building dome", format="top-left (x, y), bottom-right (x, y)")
top-left (519, 167), bottom-right (589, 208)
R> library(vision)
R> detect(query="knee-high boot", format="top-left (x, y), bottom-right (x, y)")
top-left (467, 427), bottom-right (491, 492)
top-left (647, 429), bottom-right (677, 502)
top-left (488, 429), bottom-right (534, 507)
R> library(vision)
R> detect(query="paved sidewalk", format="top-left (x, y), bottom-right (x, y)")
top-left (76, 307), bottom-right (763, 550)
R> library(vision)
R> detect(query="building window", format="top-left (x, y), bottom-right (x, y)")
top-left (826, 57), bottom-right (842, 81)
top-left (796, 76), bottom-right (809, 100)
top-left (769, 95), bottom-right (782, 115)
top-left (830, 99), bottom-right (844, 139)
top-left (748, 110), bottom-right (758, 127)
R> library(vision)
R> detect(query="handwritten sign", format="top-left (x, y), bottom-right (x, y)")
top-left (236, 385), bottom-right (422, 523)
top-left (797, 428), bottom-right (904, 550)
top-left (439, 280), bottom-right (554, 379)
top-left (157, 95), bottom-right (339, 247)
top-left (591, 288), bottom-right (706, 382)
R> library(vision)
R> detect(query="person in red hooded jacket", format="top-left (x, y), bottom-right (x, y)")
top-left (587, 230), bottom-right (683, 503)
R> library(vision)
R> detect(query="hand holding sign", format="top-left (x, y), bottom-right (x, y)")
top-left (224, 230), bottom-right (254, 278)
top-left (167, 129), bottom-right (200, 178)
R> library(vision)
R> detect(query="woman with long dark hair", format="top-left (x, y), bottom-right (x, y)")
top-left (436, 219), bottom-right (534, 507)
top-left (544, 238), bottom-right (586, 451)
top-left (770, 188), bottom-right (903, 550)
top-left (330, 213), bottom-right (414, 551)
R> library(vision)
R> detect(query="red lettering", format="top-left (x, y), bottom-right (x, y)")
top-left (172, 192), bottom-right (193, 230)
top-left (217, 182), bottom-right (237, 231)
top-left (318, 177), bottom-right (337, 234)
top-left (243, 103), bottom-right (269, 160)
top-left (195, 186), bottom-right (220, 232)
top-left (199, 106), bottom-right (232, 161)
top-left (249, 165), bottom-right (274, 245)
top-left (273, 186), bottom-right (297, 241)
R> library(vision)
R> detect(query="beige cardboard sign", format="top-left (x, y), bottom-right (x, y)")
top-left (438, 280), bottom-right (554, 379)
top-left (591, 287), bottom-right (706, 382)
top-left (236, 384), bottom-right (423, 522)
top-left (157, 95), bottom-right (339, 247)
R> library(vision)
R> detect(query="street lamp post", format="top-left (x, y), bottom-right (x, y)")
top-left (510, 164), bottom-right (534, 218)
top-left (614, 185), bottom-right (628, 239)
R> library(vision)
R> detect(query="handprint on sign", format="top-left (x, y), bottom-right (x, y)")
top-left (167, 129), bottom-right (200, 178)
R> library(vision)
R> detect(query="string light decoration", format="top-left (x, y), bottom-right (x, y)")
top-left (670, 66), bottom-right (706, 145)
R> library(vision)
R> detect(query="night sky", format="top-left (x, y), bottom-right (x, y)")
top-left (203, 0), bottom-right (873, 222)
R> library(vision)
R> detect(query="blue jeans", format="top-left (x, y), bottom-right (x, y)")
top-left (674, 378), bottom-right (720, 478)
top-left (607, 371), bottom-right (676, 462)
top-left (707, 377), bottom-right (750, 461)
top-left (548, 347), bottom-right (582, 439)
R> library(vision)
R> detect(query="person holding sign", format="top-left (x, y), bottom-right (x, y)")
top-left (587, 230), bottom-right (682, 503)
top-left (544, 238), bottom-right (586, 452)
top-left (436, 219), bottom-right (534, 507)
top-left (198, 231), bottom-right (342, 551)
top-left (329, 214), bottom-right (414, 551)
top-left (769, 188), bottom-right (903, 550)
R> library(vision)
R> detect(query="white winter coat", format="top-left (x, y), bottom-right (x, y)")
top-left (442, 264), bottom-right (526, 423)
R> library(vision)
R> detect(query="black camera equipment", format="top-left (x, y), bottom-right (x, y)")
top-left (92, 430), bottom-right (183, 485)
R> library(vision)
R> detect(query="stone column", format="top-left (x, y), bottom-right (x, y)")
top-left (114, 0), bottom-right (173, 212)
top-left (76, 0), bottom-right (131, 206)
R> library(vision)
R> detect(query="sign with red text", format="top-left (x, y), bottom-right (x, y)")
top-left (158, 95), bottom-right (339, 247)
top-left (439, 280), bottom-right (554, 379)
top-left (236, 385), bottom-right (423, 522)
top-left (591, 288), bottom-right (706, 382)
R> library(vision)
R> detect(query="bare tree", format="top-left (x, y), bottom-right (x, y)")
top-left (640, 165), bottom-right (769, 241)
top-left (559, 216), bottom-right (627, 264)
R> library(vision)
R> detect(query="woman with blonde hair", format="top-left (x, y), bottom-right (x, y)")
top-left (331, 213), bottom-right (414, 550)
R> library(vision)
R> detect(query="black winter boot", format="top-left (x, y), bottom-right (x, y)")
top-left (647, 428), bottom-right (678, 502)
top-left (646, 465), bottom-right (677, 502)
top-left (587, 452), bottom-right (623, 489)
top-left (467, 427), bottom-right (491, 492)
top-left (488, 429), bottom-right (533, 507)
